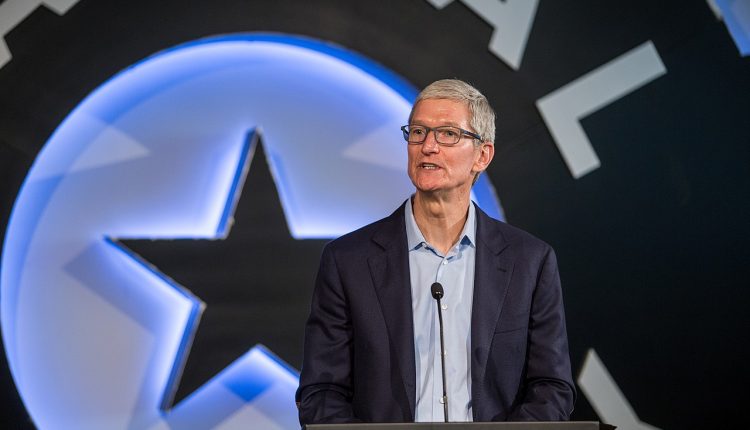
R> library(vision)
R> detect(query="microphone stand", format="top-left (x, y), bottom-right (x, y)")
top-left (431, 282), bottom-right (449, 423)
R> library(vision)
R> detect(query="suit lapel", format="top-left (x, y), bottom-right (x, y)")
top-left (368, 204), bottom-right (416, 419)
top-left (471, 206), bottom-right (513, 416)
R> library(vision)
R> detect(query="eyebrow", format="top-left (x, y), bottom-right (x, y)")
top-left (410, 120), bottom-right (465, 128)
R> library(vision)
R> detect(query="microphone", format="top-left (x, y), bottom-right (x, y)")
top-left (431, 282), bottom-right (449, 423)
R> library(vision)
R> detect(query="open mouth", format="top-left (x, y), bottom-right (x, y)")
top-left (420, 163), bottom-right (439, 170)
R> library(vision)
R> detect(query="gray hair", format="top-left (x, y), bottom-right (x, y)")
top-left (409, 79), bottom-right (496, 144)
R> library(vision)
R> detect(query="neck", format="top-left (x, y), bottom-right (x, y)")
top-left (412, 191), bottom-right (470, 255)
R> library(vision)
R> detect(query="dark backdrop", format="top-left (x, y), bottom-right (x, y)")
top-left (1, 0), bottom-right (748, 428)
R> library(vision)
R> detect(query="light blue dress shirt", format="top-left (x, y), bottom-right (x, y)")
top-left (405, 197), bottom-right (476, 422)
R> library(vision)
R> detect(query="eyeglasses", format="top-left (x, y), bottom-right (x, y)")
top-left (400, 125), bottom-right (482, 146)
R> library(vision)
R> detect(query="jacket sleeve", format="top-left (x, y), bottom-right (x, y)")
top-left (296, 244), bottom-right (363, 425)
top-left (506, 246), bottom-right (576, 421)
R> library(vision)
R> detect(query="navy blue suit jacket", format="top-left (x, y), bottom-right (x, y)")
top-left (296, 203), bottom-right (575, 424)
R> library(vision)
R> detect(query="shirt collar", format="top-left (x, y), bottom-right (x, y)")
top-left (405, 196), bottom-right (476, 251)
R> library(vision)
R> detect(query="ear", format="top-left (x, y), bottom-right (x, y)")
top-left (473, 142), bottom-right (494, 173)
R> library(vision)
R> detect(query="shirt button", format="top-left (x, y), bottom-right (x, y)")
top-left (439, 397), bottom-right (445, 404)
top-left (442, 261), bottom-right (448, 265)
top-left (441, 304), bottom-right (448, 310)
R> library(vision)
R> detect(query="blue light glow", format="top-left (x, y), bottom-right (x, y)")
top-left (1, 33), bottom-right (504, 429)
top-left (717, 0), bottom-right (750, 56)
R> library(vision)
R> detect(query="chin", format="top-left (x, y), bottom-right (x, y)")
top-left (413, 174), bottom-right (443, 188)
top-left (415, 183), bottom-right (444, 194)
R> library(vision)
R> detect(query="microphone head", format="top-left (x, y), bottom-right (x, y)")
top-left (431, 282), bottom-right (444, 300)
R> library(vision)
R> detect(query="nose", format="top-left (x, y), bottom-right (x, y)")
top-left (421, 130), bottom-right (440, 154)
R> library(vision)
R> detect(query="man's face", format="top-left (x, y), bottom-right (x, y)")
top-left (407, 98), bottom-right (493, 197)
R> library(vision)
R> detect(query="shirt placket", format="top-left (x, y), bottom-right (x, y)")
top-left (432, 245), bottom-right (459, 416)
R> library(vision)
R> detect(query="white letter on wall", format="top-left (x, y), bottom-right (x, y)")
top-left (0, 0), bottom-right (80, 69)
top-left (578, 349), bottom-right (661, 430)
top-left (426, 0), bottom-right (539, 70)
top-left (536, 41), bottom-right (667, 178)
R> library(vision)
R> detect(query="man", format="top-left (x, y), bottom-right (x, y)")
top-left (296, 79), bottom-right (575, 424)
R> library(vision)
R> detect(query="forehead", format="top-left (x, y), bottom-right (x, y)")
top-left (411, 98), bottom-right (471, 127)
